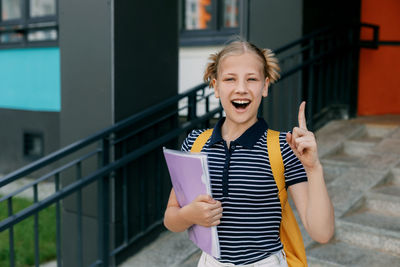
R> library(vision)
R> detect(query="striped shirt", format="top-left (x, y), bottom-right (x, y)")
top-left (181, 118), bottom-right (307, 265)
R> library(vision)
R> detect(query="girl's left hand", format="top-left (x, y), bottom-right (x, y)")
top-left (286, 101), bottom-right (320, 171)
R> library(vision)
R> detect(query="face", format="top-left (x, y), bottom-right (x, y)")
top-left (213, 52), bottom-right (269, 129)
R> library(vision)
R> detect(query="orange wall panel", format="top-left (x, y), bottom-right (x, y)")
top-left (358, 47), bottom-right (400, 115)
top-left (358, 0), bottom-right (400, 115)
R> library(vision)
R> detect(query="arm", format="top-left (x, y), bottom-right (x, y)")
top-left (163, 188), bottom-right (223, 232)
top-left (286, 101), bottom-right (334, 244)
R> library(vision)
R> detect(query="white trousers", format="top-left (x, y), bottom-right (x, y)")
top-left (197, 250), bottom-right (289, 267)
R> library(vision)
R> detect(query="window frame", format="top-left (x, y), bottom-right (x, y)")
top-left (180, 0), bottom-right (241, 46)
top-left (0, 0), bottom-right (58, 49)
top-left (23, 131), bottom-right (45, 159)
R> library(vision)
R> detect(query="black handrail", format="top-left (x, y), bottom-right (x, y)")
top-left (0, 83), bottom-right (210, 187)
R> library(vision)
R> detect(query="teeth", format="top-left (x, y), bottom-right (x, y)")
top-left (232, 100), bottom-right (250, 104)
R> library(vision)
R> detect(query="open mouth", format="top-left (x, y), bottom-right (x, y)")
top-left (232, 100), bottom-right (251, 110)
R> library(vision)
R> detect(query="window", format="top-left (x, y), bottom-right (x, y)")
top-left (180, 0), bottom-right (241, 46)
top-left (23, 132), bottom-right (44, 158)
top-left (0, 0), bottom-right (58, 48)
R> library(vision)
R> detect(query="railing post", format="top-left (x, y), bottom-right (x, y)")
top-left (307, 38), bottom-right (315, 130)
top-left (8, 198), bottom-right (15, 267)
top-left (188, 91), bottom-right (197, 121)
top-left (205, 92), bottom-right (210, 129)
top-left (55, 173), bottom-right (62, 267)
top-left (98, 137), bottom-right (110, 266)
top-left (76, 163), bottom-right (83, 267)
top-left (34, 184), bottom-right (40, 267)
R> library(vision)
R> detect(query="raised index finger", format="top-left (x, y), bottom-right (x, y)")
top-left (298, 101), bottom-right (307, 130)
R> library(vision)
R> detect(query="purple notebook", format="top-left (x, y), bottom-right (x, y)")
top-left (163, 148), bottom-right (220, 258)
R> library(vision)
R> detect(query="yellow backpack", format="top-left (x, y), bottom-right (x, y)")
top-left (191, 128), bottom-right (307, 267)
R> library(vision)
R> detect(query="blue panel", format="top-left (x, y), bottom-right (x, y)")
top-left (0, 47), bottom-right (60, 111)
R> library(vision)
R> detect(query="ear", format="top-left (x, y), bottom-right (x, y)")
top-left (212, 79), bottom-right (220, 98)
top-left (262, 77), bottom-right (269, 97)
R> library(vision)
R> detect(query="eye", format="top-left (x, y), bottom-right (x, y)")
top-left (223, 77), bottom-right (235, 82)
top-left (248, 77), bottom-right (258, 81)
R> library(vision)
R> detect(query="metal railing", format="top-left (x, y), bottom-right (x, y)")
top-left (0, 85), bottom-right (221, 266)
top-left (266, 23), bottom-right (379, 131)
top-left (0, 23), bottom-right (380, 266)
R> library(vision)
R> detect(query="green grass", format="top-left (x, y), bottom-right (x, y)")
top-left (0, 196), bottom-right (57, 267)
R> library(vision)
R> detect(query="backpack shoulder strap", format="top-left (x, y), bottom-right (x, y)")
top-left (267, 129), bottom-right (308, 267)
top-left (191, 129), bottom-right (213, 153)
top-left (267, 129), bottom-right (286, 200)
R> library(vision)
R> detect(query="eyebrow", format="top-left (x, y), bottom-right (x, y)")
top-left (222, 72), bottom-right (258, 76)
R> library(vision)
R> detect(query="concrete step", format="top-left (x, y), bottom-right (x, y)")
top-left (321, 148), bottom-right (361, 166)
top-left (336, 212), bottom-right (400, 256)
top-left (350, 123), bottom-right (397, 142)
top-left (321, 123), bottom-right (400, 167)
top-left (307, 241), bottom-right (400, 267)
top-left (321, 163), bottom-right (350, 185)
top-left (336, 124), bottom-right (396, 157)
top-left (364, 170), bottom-right (400, 216)
top-left (366, 190), bottom-right (400, 217)
top-left (321, 138), bottom-right (379, 164)
top-left (342, 140), bottom-right (376, 157)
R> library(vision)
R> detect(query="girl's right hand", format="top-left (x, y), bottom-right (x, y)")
top-left (181, 194), bottom-right (223, 227)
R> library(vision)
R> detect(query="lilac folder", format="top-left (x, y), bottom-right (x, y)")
top-left (163, 148), bottom-right (220, 258)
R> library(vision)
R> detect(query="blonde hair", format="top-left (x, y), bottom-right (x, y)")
top-left (203, 41), bottom-right (280, 88)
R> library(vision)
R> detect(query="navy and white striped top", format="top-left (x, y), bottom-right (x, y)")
top-left (181, 118), bottom-right (307, 265)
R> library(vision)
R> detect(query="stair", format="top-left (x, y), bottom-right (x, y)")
top-left (307, 241), bottom-right (400, 267)
top-left (307, 119), bottom-right (400, 266)
top-left (118, 116), bottom-right (400, 267)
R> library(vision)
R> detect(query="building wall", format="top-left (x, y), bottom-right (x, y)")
top-left (179, 45), bottom-right (222, 93)
top-left (248, 0), bottom-right (303, 131)
top-left (0, 47), bottom-right (60, 111)
top-left (0, 47), bottom-right (60, 174)
top-left (179, 46), bottom-right (222, 116)
top-left (59, 0), bottom-right (178, 265)
top-left (0, 109), bottom-right (59, 174)
top-left (358, 0), bottom-right (400, 115)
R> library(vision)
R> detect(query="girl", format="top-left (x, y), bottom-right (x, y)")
top-left (164, 41), bottom-right (334, 267)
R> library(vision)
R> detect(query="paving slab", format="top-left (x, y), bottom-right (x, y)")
top-left (119, 231), bottom-right (198, 267)
top-left (0, 177), bottom-right (55, 201)
top-left (180, 250), bottom-right (202, 267)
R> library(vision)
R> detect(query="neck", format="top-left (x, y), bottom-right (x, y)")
top-left (221, 117), bottom-right (258, 145)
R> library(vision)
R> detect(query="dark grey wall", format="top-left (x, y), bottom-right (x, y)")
top-left (113, 2), bottom-right (178, 263)
top-left (247, 0), bottom-right (303, 131)
top-left (59, 0), bottom-right (113, 265)
top-left (114, 1), bottom-right (178, 121)
top-left (59, 0), bottom-right (178, 265)
top-left (248, 0), bottom-right (303, 50)
top-left (303, 0), bottom-right (361, 34)
top-left (0, 108), bottom-right (59, 174)
top-left (59, 0), bottom-right (113, 144)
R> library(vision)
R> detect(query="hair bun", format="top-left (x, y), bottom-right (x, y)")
top-left (262, 49), bottom-right (280, 84)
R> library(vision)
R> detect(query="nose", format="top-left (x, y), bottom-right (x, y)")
top-left (235, 79), bottom-right (247, 94)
